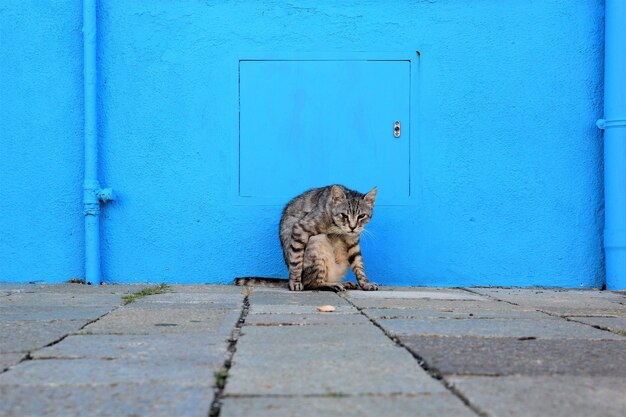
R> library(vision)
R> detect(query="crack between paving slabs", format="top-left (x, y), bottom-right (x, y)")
top-left (339, 292), bottom-right (489, 417)
top-left (0, 300), bottom-right (128, 374)
top-left (563, 317), bottom-right (626, 337)
top-left (222, 392), bottom-right (438, 399)
top-left (462, 288), bottom-right (626, 338)
top-left (209, 292), bottom-right (250, 417)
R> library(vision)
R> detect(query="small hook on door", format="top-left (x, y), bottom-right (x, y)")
top-left (394, 121), bottom-right (401, 138)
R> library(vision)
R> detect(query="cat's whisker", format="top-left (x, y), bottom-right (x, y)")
top-left (360, 228), bottom-right (377, 245)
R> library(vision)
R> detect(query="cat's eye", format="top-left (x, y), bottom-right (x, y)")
top-left (341, 214), bottom-right (349, 220)
top-left (357, 214), bottom-right (368, 220)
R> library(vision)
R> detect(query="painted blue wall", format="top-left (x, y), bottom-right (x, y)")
top-left (0, 1), bottom-right (84, 282)
top-left (1, 1), bottom-right (605, 287)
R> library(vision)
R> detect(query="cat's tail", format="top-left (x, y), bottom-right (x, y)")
top-left (233, 277), bottom-right (290, 288)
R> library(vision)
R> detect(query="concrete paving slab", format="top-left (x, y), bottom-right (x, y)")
top-left (472, 287), bottom-right (626, 301)
top-left (449, 375), bottom-right (626, 417)
top-left (226, 352), bottom-right (445, 396)
top-left (3, 284), bottom-right (624, 416)
top-left (363, 307), bottom-right (550, 319)
top-left (33, 334), bottom-right (229, 363)
top-left (471, 288), bottom-right (626, 312)
top-left (1, 293), bottom-right (123, 308)
top-left (127, 291), bottom-right (243, 306)
top-left (168, 284), bottom-right (244, 293)
top-left (381, 286), bottom-right (469, 292)
top-left (248, 290), bottom-right (349, 306)
top-left (0, 284), bottom-right (33, 290)
top-left (6, 283), bottom-right (152, 294)
top-left (220, 394), bottom-right (476, 417)
top-left (346, 290), bottom-right (486, 301)
top-left (0, 306), bottom-right (113, 321)
top-left (227, 323), bottom-right (446, 396)
top-left (124, 301), bottom-right (242, 310)
top-left (244, 287), bottom-right (288, 292)
top-left (346, 298), bottom-right (527, 310)
top-left (80, 307), bottom-right (240, 335)
top-left (0, 359), bottom-right (218, 386)
top-left (0, 320), bottom-right (90, 353)
top-left (374, 317), bottom-right (624, 339)
top-left (249, 304), bottom-right (357, 314)
top-left (568, 316), bottom-right (626, 335)
top-left (0, 353), bottom-right (25, 371)
top-left (238, 324), bottom-right (390, 346)
top-left (399, 335), bottom-right (626, 376)
top-left (540, 307), bottom-right (626, 317)
top-left (234, 334), bottom-right (411, 363)
top-left (0, 384), bottom-right (214, 417)
top-left (245, 312), bottom-right (370, 326)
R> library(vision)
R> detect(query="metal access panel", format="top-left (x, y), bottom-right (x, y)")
top-left (238, 59), bottom-right (411, 205)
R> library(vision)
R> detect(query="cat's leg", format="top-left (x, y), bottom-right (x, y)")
top-left (341, 281), bottom-right (359, 290)
top-left (286, 217), bottom-right (319, 291)
top-left (302, 235), bottom-right (345, 292)
top-left (347, 241), bottom-right (378, 291)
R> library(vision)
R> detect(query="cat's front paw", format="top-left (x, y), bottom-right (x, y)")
top-left (327, 283), bottom-right (346, 292)
top-left (361, 282), bottom-right (379, 291)
top-left (289, 280), bottom-right (304, 291)
top-left (342, 282), bottom-right (359, 290)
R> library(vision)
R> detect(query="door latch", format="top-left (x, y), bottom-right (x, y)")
top-left (394, 121), bottom-right (401, 138)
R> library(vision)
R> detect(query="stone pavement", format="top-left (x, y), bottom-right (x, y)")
top-left (0, 284), bottom-right (625, 417)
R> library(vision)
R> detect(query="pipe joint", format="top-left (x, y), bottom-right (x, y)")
top-left (96, 188), bottom-right (115, 203)
top-left (83, 184), bottom-right (114, 216)
top-left (596, 118), bottom-right (626, 130)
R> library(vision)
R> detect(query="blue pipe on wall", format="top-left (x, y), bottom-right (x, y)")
top-left (598, 0), bottom-right (626, 290)
top-left (83, 0), bottom-right (113, 284)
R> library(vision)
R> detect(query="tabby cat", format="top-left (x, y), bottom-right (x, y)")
top-left (235, 185), bottom-right (379, 292)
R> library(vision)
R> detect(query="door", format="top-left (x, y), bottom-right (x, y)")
top-left (239, 59), bottom-right (411, 204)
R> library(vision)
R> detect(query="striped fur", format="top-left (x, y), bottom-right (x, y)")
top-left (277, 184), bottom-right (379, 292)
top-left (234, 277), bottom-right (289, 288)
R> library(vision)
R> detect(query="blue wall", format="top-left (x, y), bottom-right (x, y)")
top-left (0, 1), bottom-right (605, 287)
top-left (0, 1), bottom-right (84, 282)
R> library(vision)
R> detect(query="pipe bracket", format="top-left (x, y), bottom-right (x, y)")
top-left (596, 118), bottom-right (626, 129)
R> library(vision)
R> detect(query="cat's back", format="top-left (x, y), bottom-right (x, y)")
top-left (281, 186), bottom-right (329, 220)
top-left (279, 186), bottom-right (330, 247)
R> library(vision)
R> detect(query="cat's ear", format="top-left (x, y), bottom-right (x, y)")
top-left (364, 186), bottom-right (378, 206)
top-left (331, 185), bottom-right (346, 205)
